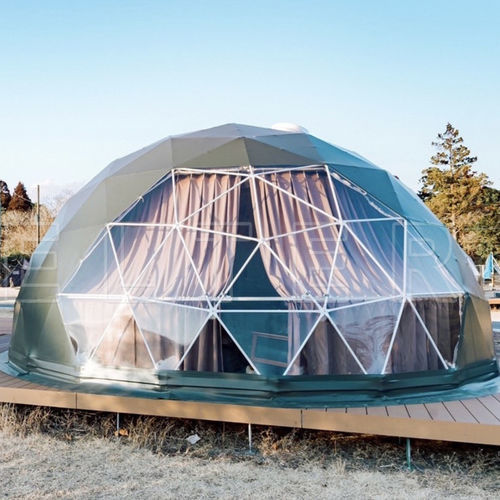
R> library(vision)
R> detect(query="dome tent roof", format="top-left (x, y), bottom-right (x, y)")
top-left (4, 123), bottom-right (497, 407)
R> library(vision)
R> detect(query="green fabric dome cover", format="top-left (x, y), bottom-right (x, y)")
top-left (5, 124), bottom-right (497, 407)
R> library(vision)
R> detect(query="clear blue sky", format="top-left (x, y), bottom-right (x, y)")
top-left (1, 0), bottom-right (499, 203)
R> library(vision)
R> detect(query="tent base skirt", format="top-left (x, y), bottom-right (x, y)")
top-left (2, 351), bottom-right (499, 408)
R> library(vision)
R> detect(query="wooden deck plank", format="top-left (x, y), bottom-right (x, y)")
top-left (75, 393), bottom-right (304, 428)
top-left (386, 405), bottom-right (409, 418)
top-left (0, 372), bottom-right (15, 383)
top-left (0, 377), bottom-right (26, 388)
top-left (346, 406), bottom-right (367, 415)
top-left (0, 386), bottom-right (76, 408)
top-left (406, 404), bottom-right (431, 420)
top-left (8, 378), bottom-right (43, 389)
top-left (477, 395), bottom-right (500, 422)
top-left (461, 398), bottom-right (500, 425)
top-left (0, 375), bottom-right (497, 445)
top-left (301, 408), bottom-right (500, 445)
top-left (4, 378), bottom-right (35, 388)
top-left (424, 402), bottom-right (454, 422)
top-left (0, 304), bottom-right (499, 448)
top-left (443, 400), bottom-right (477, 423)
top-left (8, 381), bottom-right (40, 390)
top-left (366, 406), bottom-right (388, 417)
top-left (326, 407), bottom-right (347, 413)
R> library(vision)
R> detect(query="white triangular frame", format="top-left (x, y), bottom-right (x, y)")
top-left (59, 164), bottom-right (463, 376)
top-left (283, 311), bottom-right (368, 376)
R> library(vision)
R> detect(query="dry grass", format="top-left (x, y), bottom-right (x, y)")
top-left (0, 208), bottom-right (53, 257)
top-left (0, 403), bottom-right (498, 498)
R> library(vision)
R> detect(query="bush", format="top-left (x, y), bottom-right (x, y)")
top-left (0, 207), bottom-right (54, 257)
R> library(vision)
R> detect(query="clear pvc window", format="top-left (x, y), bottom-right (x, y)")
top-left (58, 165), bottom-right (464, 377)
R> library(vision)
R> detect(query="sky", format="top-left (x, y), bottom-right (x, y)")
top-left (1, 0), bottom-right (499, 205)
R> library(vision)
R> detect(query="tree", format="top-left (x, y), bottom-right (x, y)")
top-left (419, 123), bottom-right (497, 262)
top-left (0, 180), bottom-right (11, 210)
top-left (469, 186), bottom-right (500, 260)
top-left (8, 182), bottom-right (33, 212)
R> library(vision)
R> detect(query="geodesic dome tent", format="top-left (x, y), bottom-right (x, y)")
top-left (5, 124), bottom-right (498, 406)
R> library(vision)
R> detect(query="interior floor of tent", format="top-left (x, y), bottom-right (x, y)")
top-left (0, 309), bottom-right (499, 447)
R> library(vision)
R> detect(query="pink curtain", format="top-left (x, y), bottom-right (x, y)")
top-left (129, 173), bottom-right (240, 299)
top-left (95, 173), bottom-right (241, 369)
top-left (72, 169), bottom-right (456, 375)
top-left (251, 171), bottom-right (338, 371)
top-left (252, 171), bottom-right (338, 298)
top-left (251, 170), bottom-right (399, 375)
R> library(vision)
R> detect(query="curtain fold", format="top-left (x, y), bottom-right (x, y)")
top-left (252, 171), bottom-right (338, 298)
top-left (181, 319), bottom-right (248, 373)
top-left (96, 173), bottom-right (241, 370)
top-left (251, 171), bottom-right (338, 373)
top-left (250, 170), bottom-right (402, 375)
top-left (390, 297), bottom-right (460, 372)
top-left (71, 168), bottom-right (460, 376)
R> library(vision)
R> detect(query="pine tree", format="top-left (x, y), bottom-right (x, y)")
top-left (8, 182), bottom-right (33, 212)
top-left (419, 123), bottom-right (497, 261)
top-left (0, 180), bottom-right (11, 210)
top-left (471, 186), bottom-right (500, 260)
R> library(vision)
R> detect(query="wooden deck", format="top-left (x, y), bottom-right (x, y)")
top-left (1, 313), bottom-right (500, 446)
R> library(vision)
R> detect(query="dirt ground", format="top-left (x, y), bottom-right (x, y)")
top-left (0, 403), bottom-right (498, 500)
top-left (0, 431), bottom-right (497, 500)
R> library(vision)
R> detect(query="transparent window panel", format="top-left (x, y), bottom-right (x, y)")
top-left (129, 228), bottom-right (207, 301)
top-left (327, 226), bottom-right (401, 300)
top-left (410, 296), bottom-right (461, 365)
top-left (287, 316), bottom-right (364, 376)
top-left (180, 228), bottom-right (242, 300)
top-left (109, 224), bottom-right (175, 291)
top-left (131, 300), bottom-right (210, 370)
top-left (346, 220), bottom-right (404, 291)
top-left (220, 241), bottom-right (280, 300)
top-left (387, 301), bottom-right (444, 373)
top-left (63, 233), bottom-right (123, 296)
top-left (266, 224), bottom-right (341, 299)
top-left (410, 222), bottom-right (482, 297)
top-left (328, 299), bottom-right (402, 374)
top-left (91, 303), bottom-right (155, 369)
top-left (180, 319), bottom-right (250, 373)
top-left (57, 296), bottom-right (125, 365)
top-left (118, 173), bottom-right (174, 224)
top-left (330, 174), bottom-right (398, 220)
top-left (406, 229), bottom-right (463, 296)
top-left (257, 244), bottom-right (313, 299)
top-left (252, 171), bottom-right (338, 238)
top-left (219, 310), bottom-right (320, 376)
top-left (177, 173), bottom-right (247, 232)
